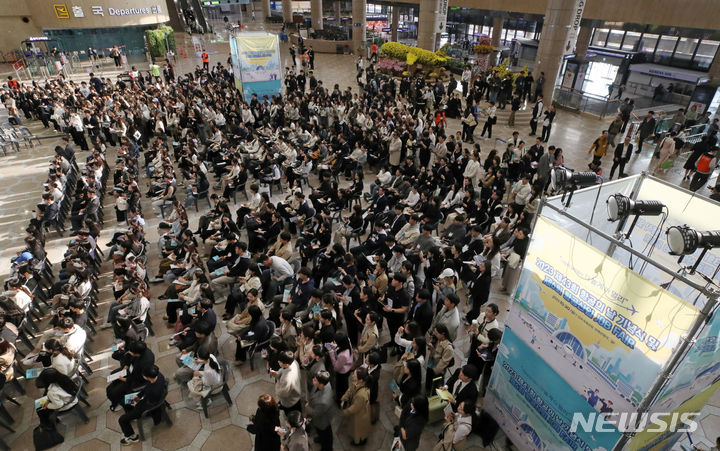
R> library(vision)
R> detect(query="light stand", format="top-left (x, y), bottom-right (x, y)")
top-left (551, 167), bottom-right (599, 208)
top-left (606, 194), bottom-right (665, 240)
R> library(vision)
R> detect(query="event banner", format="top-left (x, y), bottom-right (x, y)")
top-left (506, 216), bottom-right (699, 419)
top-left (232, 33), bottom-right (282, 100)
top-left (628, 379), bottom-right (720, 451)
top-left (485, 328), bottom-right (622, 450)
top-left (228, 36), bottom-right (242, 90)
top-left (621, 307), bottom-right (720, 450)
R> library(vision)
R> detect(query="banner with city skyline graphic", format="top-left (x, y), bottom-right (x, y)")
top-left (488, 216), bottom-right (700, 450)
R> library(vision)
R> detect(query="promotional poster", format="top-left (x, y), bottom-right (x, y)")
top-left (231, 32), bottom-right (282, 100)
top-left (507, 217), bottom-right (699, 415)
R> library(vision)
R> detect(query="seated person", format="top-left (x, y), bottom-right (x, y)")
top-left (35, 368), bottom-right (79, 430)
top-left (106, 341), bottom-right (156, 411)
top-left (117, 365), bottom-right (167, 445)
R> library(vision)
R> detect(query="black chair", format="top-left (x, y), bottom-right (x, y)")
top-left (136, 381), bottom-right (172, 441)
top-left (200, 361), bottom-right (233, 418)
top-left (55, 378), bottom-right (90, 424)
top-left (190, 188), bottom-right (211, 211)
top-left (248, 321), bottom-right (276, 371)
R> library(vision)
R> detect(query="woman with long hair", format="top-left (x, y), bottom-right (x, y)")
top-left (397, 395), bottom-right (429, 451)
top-left (0, 338), bottom-right (14, 389)
top-left (328, 332), bottom-right (353, 405)
top-left (35, 368), bottom-right (79, 428)
top-left (394, 358), bottom-right (422, 408)
top-left (187, 348), bottom-right (221, 410)
top-left (44, 338), bottom-right (75, 376)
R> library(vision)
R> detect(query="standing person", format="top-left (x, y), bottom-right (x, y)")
top-left (278, 411), bottom-right (309, 451)
top-left (607, 114), bottom-right (623, 147)
top-left (479, 328), bottom-right (503, 396)
top-left (609, 135), bottom-right (634, 179)
top-left (247, 394), bottom-right (282, 451)
top-left (305, 370), bottom-right (333, 451)
top-left (689, 148), bottom-right (718, 192)
top-left (619, 98), bottom-right (634, 132)
top-left (508, 92), bottom-right (520, 126)
top-left (396, 395), bottom-right (429, 451)
top-left (461, 107), bottom-right (478, 143)
top-left (635, 111), bottom-right (657, 154)
top-left (479, 101), bottom-right (497, 139)
top-left (588, 130), bottom-right (610, 165)
top-left (683, 136), bottom-right (709, 181)
top-left (110, 46), bottom-right (122, 67)
top-left (271, 351), bottom-right (303, 415)
top-left (341, 367), bottom-right (372, 447)
top-left (534, 71), bottom-right (545, 101)
top-left (201, 50), bottom-right (209, 71)
top-left (432, 402), bottom-right (473, 451)
top-left (308, 46), bottom-right (315, 69)
top-left (465, 260), bottom-right (491, 322)
top-left (371, 42), bottom-right (378, 63)
top-left (461, 66), bottom-right (471, 97)
top-left (426, 325), bottom-right (454, 394)
top-left (328, 332), bottom-right (353, 405)
top-left (654, 131), bottom-right (677, 174)
top-left (541, 106), bottom-right (555, 143)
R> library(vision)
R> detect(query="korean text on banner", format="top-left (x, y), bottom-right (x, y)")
top-left (507, 216), bottom-right (699, 415)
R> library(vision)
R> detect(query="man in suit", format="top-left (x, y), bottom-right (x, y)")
top-left (444, 364), bottom-right (479, 412)
top-left (340, 275), bottom-right (362, 346)
top-left (118, 365), bottom-right (167, 445)
top-left (70, 189), bottom-right (100, 231)
top-left (388, 204), bottom-right (407, 237)
top-left (362, 186), bottom-right (388, 232)
top-left (609, 135), bottom-right (634, 179)
top-left (106, 341), bottom-right (156, 410)
top-left (636, 111), bottom-right (657, 154)
top-left (407, 288), bottom-right (433, 335)
top-left (174, 320), bottom-right (218, 385)
top-left (306, 370), bottom-right (334, 451)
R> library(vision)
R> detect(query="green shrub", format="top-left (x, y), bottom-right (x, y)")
top-left (145, 25), bottom-right (176, 58)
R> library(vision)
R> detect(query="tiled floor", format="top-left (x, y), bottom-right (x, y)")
top-left (0, 22), bottom-right (718, 451)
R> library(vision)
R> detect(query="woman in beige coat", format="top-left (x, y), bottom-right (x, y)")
top-left (341, 367), bottom-right (372, 446)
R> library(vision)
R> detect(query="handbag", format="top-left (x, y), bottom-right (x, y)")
top-left (33, 425), bottom-right (65, 450)
top-left (391, 436), bottom-right (405, 450)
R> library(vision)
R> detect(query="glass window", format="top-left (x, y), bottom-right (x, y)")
top-left (673, 37), bottom-right (699, 67)
top-left (606, 29), bottom-right (625, 49)
top-left (639, 33), bottom-right (658, 52)
top-left (622, 31), bottom-right (641, 51)
top-left (695, 40), bottom-right (719, 70)
top-left (654, 35), bottom-right (678, 63)
top-left (592, 28), bottom-right (610, 47)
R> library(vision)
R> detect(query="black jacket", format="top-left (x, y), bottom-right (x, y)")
top-left (407, 300), bottom-right (433, 335)
top-left (445, 368), bottom-right (479, 412)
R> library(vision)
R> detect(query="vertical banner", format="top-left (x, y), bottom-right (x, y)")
top-left (228, 36), bottom-right (242, 91)
top-left (565, 0), bottom-right (586, 53)
top-left (435, 0), bottom-right (448, 34)
top-left (192, 36), bottom-right (204, 57)
top-left (486, 216), bottom-right (700, 450)
top-left (233, 33), bottom-right (282, 100)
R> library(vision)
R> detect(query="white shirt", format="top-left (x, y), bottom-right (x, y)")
top-left (269, 256), bottom-right (294, 279)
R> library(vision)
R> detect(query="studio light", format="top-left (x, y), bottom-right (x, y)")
top-left (606, 194), bottom-right (665, 222)
top-left (551, 167), bottom-right (598, 192)
top-left (666, 226), bottom-right (720, 256)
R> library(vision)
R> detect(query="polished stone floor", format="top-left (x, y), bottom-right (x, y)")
top-left (0, 24), bottom-right (718, 451)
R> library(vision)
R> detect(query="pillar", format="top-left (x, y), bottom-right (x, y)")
top-left (391, 6), bottom-right (400, 42)
top-left (574, 24), bottom-right (592, 60)
top-left (282, 0), bottom-right (292, 24)
top-left (335, 1), bottom-right (341, 21)
top-left (311, 0), bottom-right (323, 30)
top-left (534, 0), bottom-right (580, 101)
top-left (352, 0), bottom-right (366, 54)
top-left (261, 0), bottom-right (271, 20)
top-left (417, 0), bottom-right (439, 51)
top-left (491, 16), bottom-right (503, 48)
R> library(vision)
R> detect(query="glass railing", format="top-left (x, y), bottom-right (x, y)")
top-left (552, 86), bottom-right (621, 118)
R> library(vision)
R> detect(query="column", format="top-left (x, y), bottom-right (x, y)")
top-left (491, 16), bottom-right (503, 48)
top-left (311, 0), bottom-right (323, 30)
top-left (335, 1), bottom-right (341, 21)
top-left (574, 24), bottom-right (592, 60)
top-left (391, 6), bottom-right (400, 42)
top-left (417, 0), bottom-right (439, 51)
top-left (261, 0), bottom-right (271, 21)
top-left (533, 0), bottom-right (580, 100)
top-left (282, 0), bottom-right (292, 24)
top-left (709, 49), bottom-right (720, 80)
top-left (352, 0), bottom-right (366, 54)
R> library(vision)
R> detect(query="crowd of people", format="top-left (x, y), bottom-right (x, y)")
top-left (0, 35), bottom-right (717, 450)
